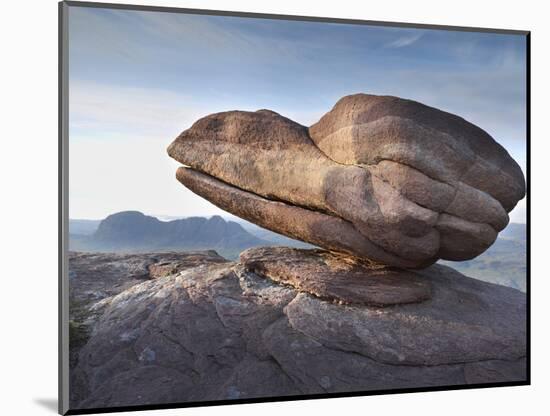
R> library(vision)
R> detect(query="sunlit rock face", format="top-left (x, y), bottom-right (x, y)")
top-left (167, 94), bottom-right (525, 268)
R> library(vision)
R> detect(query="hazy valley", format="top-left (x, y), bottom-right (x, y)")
top-left (70, 211), bottom-right (526, 292)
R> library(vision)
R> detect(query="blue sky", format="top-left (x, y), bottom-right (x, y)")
top-left (68, 6), bottom-right (527, 222)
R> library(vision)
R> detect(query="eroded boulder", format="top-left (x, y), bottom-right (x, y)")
top-left (167, 94), bottom-right (525, 268)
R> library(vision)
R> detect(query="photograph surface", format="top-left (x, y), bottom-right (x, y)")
top-left (61, 2), bottom-right (529, 413)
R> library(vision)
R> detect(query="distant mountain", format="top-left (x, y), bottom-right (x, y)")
top-left (440, 223), bottom-right (527, 292)
top-left (69, 211), bottom-right (267, 258)
top-left (70, 215), bottom-right (322, 249)
top-left (69, 219), bottom-right (101, 236)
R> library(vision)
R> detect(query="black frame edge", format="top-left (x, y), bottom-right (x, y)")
top-left (525, 31), bottom-right (531, 385)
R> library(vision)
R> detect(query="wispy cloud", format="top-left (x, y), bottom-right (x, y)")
top-left (386, 33), bottom-right (423, 48)
top-left (67, 6), bottom-right (527, 222)
top-left (69, 81), bottom-right (211, 138)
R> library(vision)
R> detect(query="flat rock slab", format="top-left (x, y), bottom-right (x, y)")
top-left (240, 247), bottom-right (431, 306)
top-left (69, 250), bottom-right (228, 308)
top-left (70, 251), bottom-right (526, 409)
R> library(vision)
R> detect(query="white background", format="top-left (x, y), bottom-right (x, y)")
top-left (1, 0), bottom-right (547, 415)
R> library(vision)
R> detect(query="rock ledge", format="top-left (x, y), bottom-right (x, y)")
top-left (70, 248), bottom-right (526, 409)
top-left (240, 247), bottom-right (431, 306)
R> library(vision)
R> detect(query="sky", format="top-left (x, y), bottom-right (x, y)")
top-left (68, 6), bottom-right (527, 223)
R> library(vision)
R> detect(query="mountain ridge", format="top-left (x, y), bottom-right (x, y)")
top-left (69, 211), bottom-right (267, 258)
top-left (69, 213), bottom-right (526, 291)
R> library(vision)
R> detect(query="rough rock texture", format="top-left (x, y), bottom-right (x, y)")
top-left (69, 251), bottom-right (228, 308)
top-left (309, 94), bottom-right (525, 212)
top-left (70, 249), bottom-right (526, 410)
top-left (176, 167), bottom-right (420, 268)
top-left (240, 247), bottom-right (431, 306)
top-left (68, 251), bottom-right (230, 405)
top-left (167, 94), bottom-right (526, 267)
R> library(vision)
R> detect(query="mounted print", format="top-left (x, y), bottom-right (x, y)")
top-left (59, 1), bottom-right (530, 414)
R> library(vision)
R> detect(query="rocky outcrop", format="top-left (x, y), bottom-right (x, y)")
top-left (68, 250), bottom-right (230, 405)
top-left (240, 247), bottom-right (431, 306)
top-left (70, 249), bottom-right (526, 410)
top-left (167, 94), bottom-right (525, 268)
top-left (68, 251), bottom-right (229, 308)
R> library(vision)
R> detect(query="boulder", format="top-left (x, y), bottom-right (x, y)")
top-left (167, 94), bottom-right (526, 267)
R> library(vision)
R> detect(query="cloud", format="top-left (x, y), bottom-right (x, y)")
top-left (509, 199), bottom-right (527, 224)
top-left (386, 33), bottom-right (423, 48)
top-left (69, 8), bottom-right (331, 73)
top-left (67, 7), bottom-right (527, 221)
top-left (69, 132), bottom-right (227, 219)
top-left (69, 81), bottom-right (211, 138)
top-left (67, 80), bottom-right (229, 218)
top-left (362, 65), bottom-right (526, 145)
